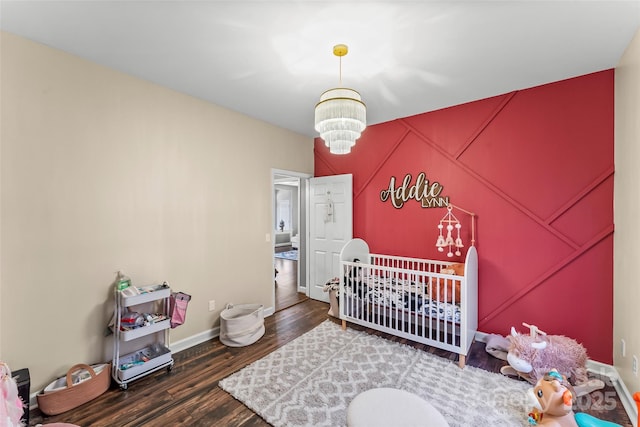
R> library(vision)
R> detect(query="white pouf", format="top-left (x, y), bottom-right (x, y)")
top-left (347, 387), bottom-right (449, 427)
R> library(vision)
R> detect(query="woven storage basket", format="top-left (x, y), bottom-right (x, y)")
top-left (37, 363), bottom-right (111, 416)
top-left (219, 303), bottom-right (265, 347)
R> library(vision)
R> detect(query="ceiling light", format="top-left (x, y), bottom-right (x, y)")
top-left (314, 44), bottom-right (366, 155)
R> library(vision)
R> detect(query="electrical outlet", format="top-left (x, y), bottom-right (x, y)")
top-left (208, 300), bottom-right (216, 312)
top-left (633, 355), bottom-right (638, 377)
top-left (621, 339), bottom-right (626, 357)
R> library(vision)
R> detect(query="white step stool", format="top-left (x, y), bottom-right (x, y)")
top-left (347, 387), bottom-right (449, 427)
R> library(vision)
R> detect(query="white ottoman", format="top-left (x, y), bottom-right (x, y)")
top-left (347, 388), bottom-right (449, 427)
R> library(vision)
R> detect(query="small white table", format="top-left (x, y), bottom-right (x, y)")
top-left (347, 387), bottom-right (450, 427)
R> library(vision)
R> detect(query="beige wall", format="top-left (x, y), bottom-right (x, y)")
top-left (614, 28), bottom-right (640, 397)
top-left (0, 31), bottom-right (314, 390)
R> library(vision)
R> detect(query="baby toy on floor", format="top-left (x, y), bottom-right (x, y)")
top-left (502, 323), bottom-right (604, 397)
top-left (527, 369), bottom-right (620, 427)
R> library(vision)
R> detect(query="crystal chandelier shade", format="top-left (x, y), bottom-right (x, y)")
top-left (314, 45), bottom-right (366, 155)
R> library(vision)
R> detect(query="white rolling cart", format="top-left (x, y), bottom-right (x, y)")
top-left (111, 282), bottom-right (174, 390)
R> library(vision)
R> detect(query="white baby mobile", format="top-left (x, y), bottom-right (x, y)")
top-left (435, 205), bottom-right (464, 257)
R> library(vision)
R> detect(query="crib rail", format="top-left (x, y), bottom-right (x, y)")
top-left (369, 253), bottom-right (452, 274)
top-left (339, 247), bottom-right (478, 366)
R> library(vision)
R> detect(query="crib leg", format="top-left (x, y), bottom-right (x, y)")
top-left (341, 319), bottom-right (347, 330)
top-left (458, 354), bottom-right (466, 369)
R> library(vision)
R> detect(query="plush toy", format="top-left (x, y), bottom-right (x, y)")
top-left (1, 362), bottom-right (25, 427)
top-left (527, 370), bottom-right (621, 427)
top-left (429, 262), bottom-right (464, 302)
top-left (501, 323), bottom-right (604, 396)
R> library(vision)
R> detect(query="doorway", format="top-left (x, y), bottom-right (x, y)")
top-left (272, 169), bottom-right (310, 311)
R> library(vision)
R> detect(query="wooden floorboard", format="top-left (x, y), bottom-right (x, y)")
top-left (29, 298), bottom-right (633, 426)
top-left (274, 247), bottom-right (308, 312)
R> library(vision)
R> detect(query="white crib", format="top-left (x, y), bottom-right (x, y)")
top-left (338, 238), bottom-right (478, 368)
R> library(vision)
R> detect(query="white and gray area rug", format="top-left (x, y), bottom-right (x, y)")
top-left (219, 320), bottom-right (531, 427)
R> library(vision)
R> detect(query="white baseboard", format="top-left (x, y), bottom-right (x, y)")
top-left (170, 305), bottom-right (275, 352)
top-left (586, 359), bottom-right (620, 380)
top-left (624, 386), bottom-right (639, 427)
top-left (169, 326), bottom-right (220, 354)
top-left (474, 330), bottom-right (490, 343)
top-left (586, 360), bottom-right (638, 427)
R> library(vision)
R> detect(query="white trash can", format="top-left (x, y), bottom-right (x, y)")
top-left (219, 303), bottom-right (265, 347)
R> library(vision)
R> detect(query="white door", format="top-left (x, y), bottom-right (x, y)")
top-left (308, 174), bottom-right (353, 301)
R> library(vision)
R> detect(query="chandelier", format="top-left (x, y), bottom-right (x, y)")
top-left (314, 44), bottom-right (366, 155)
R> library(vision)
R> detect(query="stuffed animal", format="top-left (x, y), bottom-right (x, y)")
top-left (527, 370), bottom-right (621, 427)
top-left (429, 262), bottom-right (464, 302)
top-left (503, 324), bottom-right (595, 387)
top-left (1, 362), bottom-right (25, 427)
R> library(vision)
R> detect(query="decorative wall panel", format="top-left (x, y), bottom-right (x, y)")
top-left (314, 70), bottom-right (614, 363)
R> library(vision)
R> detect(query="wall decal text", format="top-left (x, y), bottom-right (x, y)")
top-left (380, 172), bottom-right (449, 209)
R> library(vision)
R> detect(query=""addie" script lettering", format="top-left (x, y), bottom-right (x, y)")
top-left (380, 172), bottom-right (449, 209)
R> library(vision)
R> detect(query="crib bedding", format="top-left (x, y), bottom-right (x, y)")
top-left (344, 275), bottom-right (461, 323)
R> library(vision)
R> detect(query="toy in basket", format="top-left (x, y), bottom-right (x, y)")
top-left (36, 363), bottom-right (110, 416)
top-left (219, 303), bottom-right (265, 347)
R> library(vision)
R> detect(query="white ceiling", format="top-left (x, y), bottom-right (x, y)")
top-left (2, 1), bottom-right (639, 138)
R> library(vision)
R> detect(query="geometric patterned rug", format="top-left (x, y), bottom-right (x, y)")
top-left (219, 320), bottom-right (531, 427)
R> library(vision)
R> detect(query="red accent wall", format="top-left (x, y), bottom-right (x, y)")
top-left (314, 70), bottom-right (614, 364)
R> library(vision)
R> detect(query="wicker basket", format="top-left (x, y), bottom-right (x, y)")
top-left (37, 363), bottom-right (111, 415)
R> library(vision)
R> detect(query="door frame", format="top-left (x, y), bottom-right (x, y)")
top-left (271, 169), bottom-right (312, 301)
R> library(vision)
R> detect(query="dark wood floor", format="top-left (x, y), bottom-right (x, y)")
top-left (274, 247), bottom-right (308, 312)
top-left (29, 278), bottom-right (633, 426)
